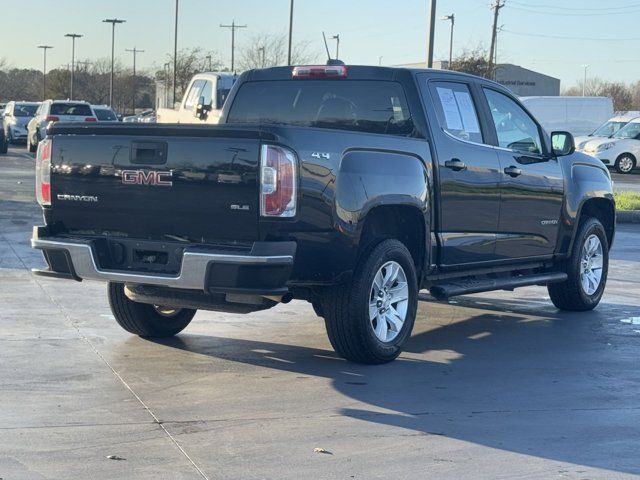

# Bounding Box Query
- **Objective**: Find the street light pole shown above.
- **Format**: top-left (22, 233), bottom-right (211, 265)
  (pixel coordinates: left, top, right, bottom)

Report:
top-left (64, 34), bottom-right (82, 99)
top-left (37, 45), bottom-right (53, 101)
top-left (103, 18), bottom-right (126, 108)
top-left (426, 0), bottom-right (436, 68)
top-left (163, 62), bottom-right (170, 108)
top-left (220, 21), bottom-right (247, 72)
top-left (287, 0), bottom-right (294, 65)
top-left (441, 14), bottom-right (455, 68)
top-left (258, 47), bottom-right (266, 68)
top-left (331, 34), bottom-right (340, 60)
top-left (125, 47), bottom-right (144, 115)
top-left (582, 64), bottom-right (590, 97)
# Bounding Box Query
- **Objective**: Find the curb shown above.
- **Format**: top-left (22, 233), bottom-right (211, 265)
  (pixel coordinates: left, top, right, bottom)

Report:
top-left (618, 210), bottom-right (640, 224)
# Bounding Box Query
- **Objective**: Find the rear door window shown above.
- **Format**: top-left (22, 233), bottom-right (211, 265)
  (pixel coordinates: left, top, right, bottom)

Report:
top-left (227, 80), bottom-right (414, 136)
top-left (429, 82), bottom-right (484, 144)
top-left (94, 108), bottom-right (117, 121)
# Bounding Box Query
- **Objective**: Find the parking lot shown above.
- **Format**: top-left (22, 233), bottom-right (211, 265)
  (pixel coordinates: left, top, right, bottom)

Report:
top-left (1, 145), bottom-right (639, 479)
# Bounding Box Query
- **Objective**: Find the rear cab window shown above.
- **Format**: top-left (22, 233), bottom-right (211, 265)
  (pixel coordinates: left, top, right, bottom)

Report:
top-left (226, 80), bottom-right (414, 136)
top-left (94, 108), bottom-right (117, 121)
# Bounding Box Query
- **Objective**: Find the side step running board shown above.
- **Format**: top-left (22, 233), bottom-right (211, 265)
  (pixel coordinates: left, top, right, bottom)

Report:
top-left (429, 272), bottom-right (567, 300)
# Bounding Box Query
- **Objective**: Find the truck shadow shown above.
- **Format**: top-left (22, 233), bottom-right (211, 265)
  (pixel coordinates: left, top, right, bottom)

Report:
top-left (151, 297), bottom-right (639, 475)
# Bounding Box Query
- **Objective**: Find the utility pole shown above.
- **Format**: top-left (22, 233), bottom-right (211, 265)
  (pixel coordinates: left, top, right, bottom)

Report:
top-left (163, 62), bottom-right (170, 108)
top-left (582, 64), bottom-right (590, 97)
top-left (426, 0), bottom-right (437, 68)
top-left (206, 54), bottom-right (212, 71)
top-left (488, 0), bottom-right (505, 78)
top-left (38, 45), bottom-right (53, 101)
top-left (103, 18), bottom-right (126, 108)
top-left (331, 34), bottom-right (340, 60)
top-left (441, 14), bottom-right (455, 68)
top-left (125, 47), bottom-right (144, 114)
top-left (64, 34), bottom-right (82, 99)
top-left (258, 47), bottom-right (266, 68)
top-left (287, 0), bottom-right (294, 65)
top-left (220, 21), bottom-right (247, 73)
top-left (173, 0), bottom-right (179, 107)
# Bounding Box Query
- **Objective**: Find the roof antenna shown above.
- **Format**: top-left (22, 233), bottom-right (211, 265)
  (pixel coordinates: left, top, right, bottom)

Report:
top-left (322, 31), bottom-right (345, 66)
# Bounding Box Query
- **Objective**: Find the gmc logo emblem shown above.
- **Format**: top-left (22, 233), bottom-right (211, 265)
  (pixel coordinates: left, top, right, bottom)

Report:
top-left (122, 170), bottom-right (173, 187)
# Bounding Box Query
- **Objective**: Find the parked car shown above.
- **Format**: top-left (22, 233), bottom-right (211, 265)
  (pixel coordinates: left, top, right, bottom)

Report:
top-left (156, 72), bottom-right (236, 124)
top-left (519, 96), bottom-right (613, 137)
top-left (122, 109), bottom-right (155, 123)
top-left (574, 113), bottom-right (638, 150)
top-left (31, 65), bottom-right (615, 364)
top-left (577, 117), bottom-right (640, 173)
top-left (2, 101), bottom-right (40, 143)
top-left (91, 105), bottom-right (119, 123)
top-left (0, 103), bottom-right (7, 115)
top-left (26, 100), bottom-right (97, 152)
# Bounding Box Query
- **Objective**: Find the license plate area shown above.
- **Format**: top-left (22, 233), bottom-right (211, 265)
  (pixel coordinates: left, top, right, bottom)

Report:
top-left (93, 238), bottom-right (185, 275)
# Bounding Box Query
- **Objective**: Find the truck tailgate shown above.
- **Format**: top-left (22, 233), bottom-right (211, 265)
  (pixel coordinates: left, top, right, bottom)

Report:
top-left (46, 124), bottom-right (270, 242)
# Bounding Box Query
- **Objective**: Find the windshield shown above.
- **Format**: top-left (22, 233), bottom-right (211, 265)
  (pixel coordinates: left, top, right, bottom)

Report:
top-left (50, 103), bottom-right (93, 116)
top-left (592, 120), bottom-right (628, 137)
top-left (227, 80), bottom-right (414, 136)
top-left (614, 122), bottom-right (640, 139)
top-left (14, 104), bottom-right (39, 117)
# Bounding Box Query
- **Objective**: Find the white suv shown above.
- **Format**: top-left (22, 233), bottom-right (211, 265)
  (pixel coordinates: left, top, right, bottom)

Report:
top-left (26, 100), bottom-right (97, 152)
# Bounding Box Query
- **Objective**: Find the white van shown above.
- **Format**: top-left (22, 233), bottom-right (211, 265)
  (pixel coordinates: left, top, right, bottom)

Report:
top-left (519, 96), bottom-right (613, 137)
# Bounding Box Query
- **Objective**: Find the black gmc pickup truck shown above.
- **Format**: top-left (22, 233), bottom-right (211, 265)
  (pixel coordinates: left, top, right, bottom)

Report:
top-left (32, 65), bottom-right (615, 364)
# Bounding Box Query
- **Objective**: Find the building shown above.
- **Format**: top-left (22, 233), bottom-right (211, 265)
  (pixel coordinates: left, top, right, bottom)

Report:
top-left (400, 61), bottom-right (561, 97)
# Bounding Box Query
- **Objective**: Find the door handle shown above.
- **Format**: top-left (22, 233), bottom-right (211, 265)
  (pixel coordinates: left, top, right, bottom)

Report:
top-left (444, 158), bottom-right (467, 171)
top-left (503, 165), bottom-right (522, 177)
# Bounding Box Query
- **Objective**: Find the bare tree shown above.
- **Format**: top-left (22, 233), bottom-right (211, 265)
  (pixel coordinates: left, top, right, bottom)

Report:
top-left (156, 48), bottom-right (224, 104)
top-left (564, 77), bottom-right (635, 111)
top-left (448, 47), bottom-right (493, 79)
top-left (237, 33), bottom-right (319, 71)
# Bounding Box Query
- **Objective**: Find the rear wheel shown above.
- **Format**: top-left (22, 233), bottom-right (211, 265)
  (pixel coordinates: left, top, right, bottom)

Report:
top-left (0, 134), bottom-right (7, 155)
top-left (107, 282), bottom-right (196, 337)
top-left (614, 154), bottom-right (635, 174)
top-left (548, 217), bottom-right (608, 311)
top-left (322, 239), bottom-right (418, 364)
top-left (27, 134), bottom-right (37, 153)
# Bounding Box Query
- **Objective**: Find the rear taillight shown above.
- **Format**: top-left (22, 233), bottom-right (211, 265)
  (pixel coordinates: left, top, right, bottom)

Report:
top-left (260, 145), bottom-right (297, 217)
top-left (45, 115), bottom-right (60, 123)
top-left (35, 139), bottom-right (52, 206)
top-left (84, 117), bottom-right (97, 122)
top-left (292, 65), bottom-right (347, 79)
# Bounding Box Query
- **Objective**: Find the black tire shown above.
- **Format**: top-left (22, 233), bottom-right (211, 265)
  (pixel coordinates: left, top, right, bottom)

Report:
top-left (322, 239), bottom-right (418, 364)
top-left (614, 154), bottom-right (636, 174)
top-left (548, 217), bottom-right (609, 311)
top-left (0, 137), bottom-right (7, 154)
top-left (107, 282), bottom-right (196, 337)
top-left (27, 134), bottom-right (37, 153)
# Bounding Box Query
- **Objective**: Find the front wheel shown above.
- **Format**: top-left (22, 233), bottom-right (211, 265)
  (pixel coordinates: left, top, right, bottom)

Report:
top-left (107, 282), bottom-right (196, 337)
top-left (548, 217), bottom-right (609, 311)
top-left (614, 154), bottom-right (636, 174)
top-left (322, 239), bottom-right (418, 364)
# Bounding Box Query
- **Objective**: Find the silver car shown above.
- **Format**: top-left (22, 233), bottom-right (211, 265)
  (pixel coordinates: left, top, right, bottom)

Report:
top-left (27, 100), bottom-right (97, 152)
top-left (2, 101), bottom-right (40, 144)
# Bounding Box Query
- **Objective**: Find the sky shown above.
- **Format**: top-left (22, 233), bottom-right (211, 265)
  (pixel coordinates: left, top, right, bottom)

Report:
top-left (2, 0), bottom-right (640, 89)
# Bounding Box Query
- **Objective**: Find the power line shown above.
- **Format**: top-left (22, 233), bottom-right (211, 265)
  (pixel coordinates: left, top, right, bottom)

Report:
top-left (507, 5), bottom-right (640, 16)
top-left (509, 0), bottom-right (640, 11)
top-left (502, 29), bottom-right (640, 42)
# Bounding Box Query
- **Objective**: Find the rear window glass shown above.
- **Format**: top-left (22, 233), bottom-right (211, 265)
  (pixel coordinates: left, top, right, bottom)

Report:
top-left (94, 108), bottom-right (117, 121)
top-left (14, 104), bottom-right (38, 117)
top-left (50, 103), bottom-right (93, 116)
top-left (227, 80), bottom-right (414, 136)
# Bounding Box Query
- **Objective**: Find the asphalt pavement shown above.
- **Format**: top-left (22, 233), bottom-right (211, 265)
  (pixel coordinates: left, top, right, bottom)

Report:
top-left (1, 145), bottom-right (639, 479)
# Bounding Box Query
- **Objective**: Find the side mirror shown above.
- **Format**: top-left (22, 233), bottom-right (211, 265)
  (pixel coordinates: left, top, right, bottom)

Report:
top-left (194, 95), bottom-right (212, 120)
top-left (551, 131), bottom-right (575, 157)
